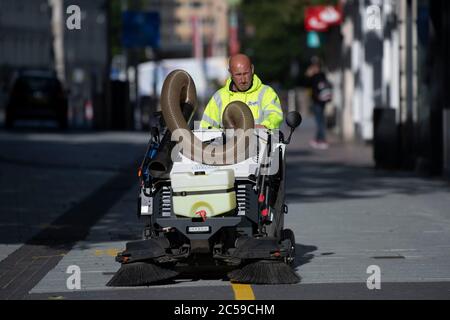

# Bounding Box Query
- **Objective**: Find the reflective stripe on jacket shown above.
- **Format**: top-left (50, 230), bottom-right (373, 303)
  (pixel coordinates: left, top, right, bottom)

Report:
top-left (200, 74), bottom-right (283, 130)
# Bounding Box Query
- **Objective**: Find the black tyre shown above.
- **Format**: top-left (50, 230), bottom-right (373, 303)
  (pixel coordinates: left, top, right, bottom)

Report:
top-left (142, 222), bottom-right (156, 240)
top-left (264, 151), bottom-right (286, 239)
top-left (281, 228), bottom-right (296, 266)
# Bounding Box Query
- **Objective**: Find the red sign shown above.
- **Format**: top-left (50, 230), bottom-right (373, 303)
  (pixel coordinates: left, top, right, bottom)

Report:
top-left (305, 5), bottom-right (342, 32)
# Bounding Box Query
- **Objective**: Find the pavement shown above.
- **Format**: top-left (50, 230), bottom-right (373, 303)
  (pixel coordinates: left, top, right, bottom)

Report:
top-left (284, 119), bottom-right (450, 287)
top-left (1, 118), bottom-right (450, 300)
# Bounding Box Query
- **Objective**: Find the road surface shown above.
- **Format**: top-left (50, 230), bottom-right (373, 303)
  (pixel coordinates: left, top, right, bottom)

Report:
top-left (0, 120), bottom-right (449, 300)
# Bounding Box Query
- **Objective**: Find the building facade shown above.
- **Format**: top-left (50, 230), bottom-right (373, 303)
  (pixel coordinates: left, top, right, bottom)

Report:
top-left (144, 0), bottom-right (229, 58)
top-left (337, 0), bottom-right (450, 176)
top-left (0, 0), bottom-right (53, 70)
top-left (0, 0), bottom-right (54, 109)
top-left (0, 0), bottom-right (110, 129)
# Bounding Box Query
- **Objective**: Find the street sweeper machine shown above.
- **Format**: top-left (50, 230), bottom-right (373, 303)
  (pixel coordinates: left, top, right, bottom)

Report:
top-left (107, 70), bottom-right (302, 287)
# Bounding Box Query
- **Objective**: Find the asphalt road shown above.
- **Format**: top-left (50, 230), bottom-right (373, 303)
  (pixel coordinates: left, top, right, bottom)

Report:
top-left (1, 119), bottom-right (450, 301)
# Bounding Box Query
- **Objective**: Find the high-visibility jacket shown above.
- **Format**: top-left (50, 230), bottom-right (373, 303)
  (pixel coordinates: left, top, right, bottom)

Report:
top-left (200, 74), bottom-right (283, 130)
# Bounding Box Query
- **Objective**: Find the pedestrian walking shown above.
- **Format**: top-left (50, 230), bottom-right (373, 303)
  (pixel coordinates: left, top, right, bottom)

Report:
top-left (305, 56), bottom-right (332, 150)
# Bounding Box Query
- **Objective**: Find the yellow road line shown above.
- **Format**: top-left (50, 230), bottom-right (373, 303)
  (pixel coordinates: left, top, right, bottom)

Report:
top-left (231, 283), bottom-right (256, 300)
top-left (94, 249), bottom-right (120, 257)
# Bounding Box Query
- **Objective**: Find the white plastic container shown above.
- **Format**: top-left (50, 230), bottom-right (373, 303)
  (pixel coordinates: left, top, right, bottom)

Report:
top-left (171, 169), bottom-right (236, 218)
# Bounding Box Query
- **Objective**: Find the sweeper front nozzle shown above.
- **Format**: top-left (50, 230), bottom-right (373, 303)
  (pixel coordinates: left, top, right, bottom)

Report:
top-left (106, 262), bottom-right (179, 287)
top-left (227, 260), bottom-right (301, 285)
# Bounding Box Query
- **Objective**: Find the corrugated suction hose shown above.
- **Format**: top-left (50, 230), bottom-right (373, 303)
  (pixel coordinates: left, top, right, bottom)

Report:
top-left (160, 69), bottom-right (254, 166)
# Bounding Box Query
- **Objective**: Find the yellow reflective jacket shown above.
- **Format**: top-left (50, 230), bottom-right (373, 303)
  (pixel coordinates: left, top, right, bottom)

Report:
top-left (200, 74), bottom-right (283, 130)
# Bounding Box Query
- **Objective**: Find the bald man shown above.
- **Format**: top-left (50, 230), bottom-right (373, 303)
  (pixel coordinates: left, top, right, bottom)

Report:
top-left (200, 54), bottom-right (283, 130)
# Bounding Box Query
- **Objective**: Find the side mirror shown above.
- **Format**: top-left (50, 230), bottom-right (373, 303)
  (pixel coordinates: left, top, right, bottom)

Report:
top-left (285, 111), bottom-right (302, 144)
top-left (286, 111), bottom-right (302, 129)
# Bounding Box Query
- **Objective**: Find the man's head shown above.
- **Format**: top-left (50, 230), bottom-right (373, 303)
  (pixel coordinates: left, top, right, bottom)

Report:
top-left (228, 54), bottom-right (254, 92)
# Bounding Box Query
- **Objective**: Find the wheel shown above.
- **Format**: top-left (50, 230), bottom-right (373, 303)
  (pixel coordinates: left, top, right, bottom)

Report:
top-left (264, 152), bottom-right (286, 239)
top-left (281, 228), bottom-right (296, 266)
top-left (142, 222), bottom-right (156, 240)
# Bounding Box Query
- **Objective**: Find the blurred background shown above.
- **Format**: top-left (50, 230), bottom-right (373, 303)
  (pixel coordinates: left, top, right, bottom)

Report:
top-left (0, 0), bottom-right (449, 178)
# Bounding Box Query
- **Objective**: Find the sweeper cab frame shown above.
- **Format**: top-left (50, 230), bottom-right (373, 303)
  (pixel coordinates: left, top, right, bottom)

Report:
top-left (115, 112), bottom-right (302, 272)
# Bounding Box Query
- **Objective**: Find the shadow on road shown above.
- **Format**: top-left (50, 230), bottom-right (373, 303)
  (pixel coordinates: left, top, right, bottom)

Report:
top-left (285, 160), bottom-right (450, 204)
top-left (293, 243), bottom-right (318, 269)
top-left (283, 116), bottom-right (450, 204)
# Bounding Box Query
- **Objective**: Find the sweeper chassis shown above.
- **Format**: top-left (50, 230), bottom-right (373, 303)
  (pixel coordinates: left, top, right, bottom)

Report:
top-left (116, 129), bottom-right (297, 269)
top-left (111, 112), bottom-right (303, 285)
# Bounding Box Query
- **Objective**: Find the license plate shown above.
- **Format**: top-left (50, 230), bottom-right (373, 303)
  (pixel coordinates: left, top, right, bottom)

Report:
top-left (187, 226), bottom-right (211, 233)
